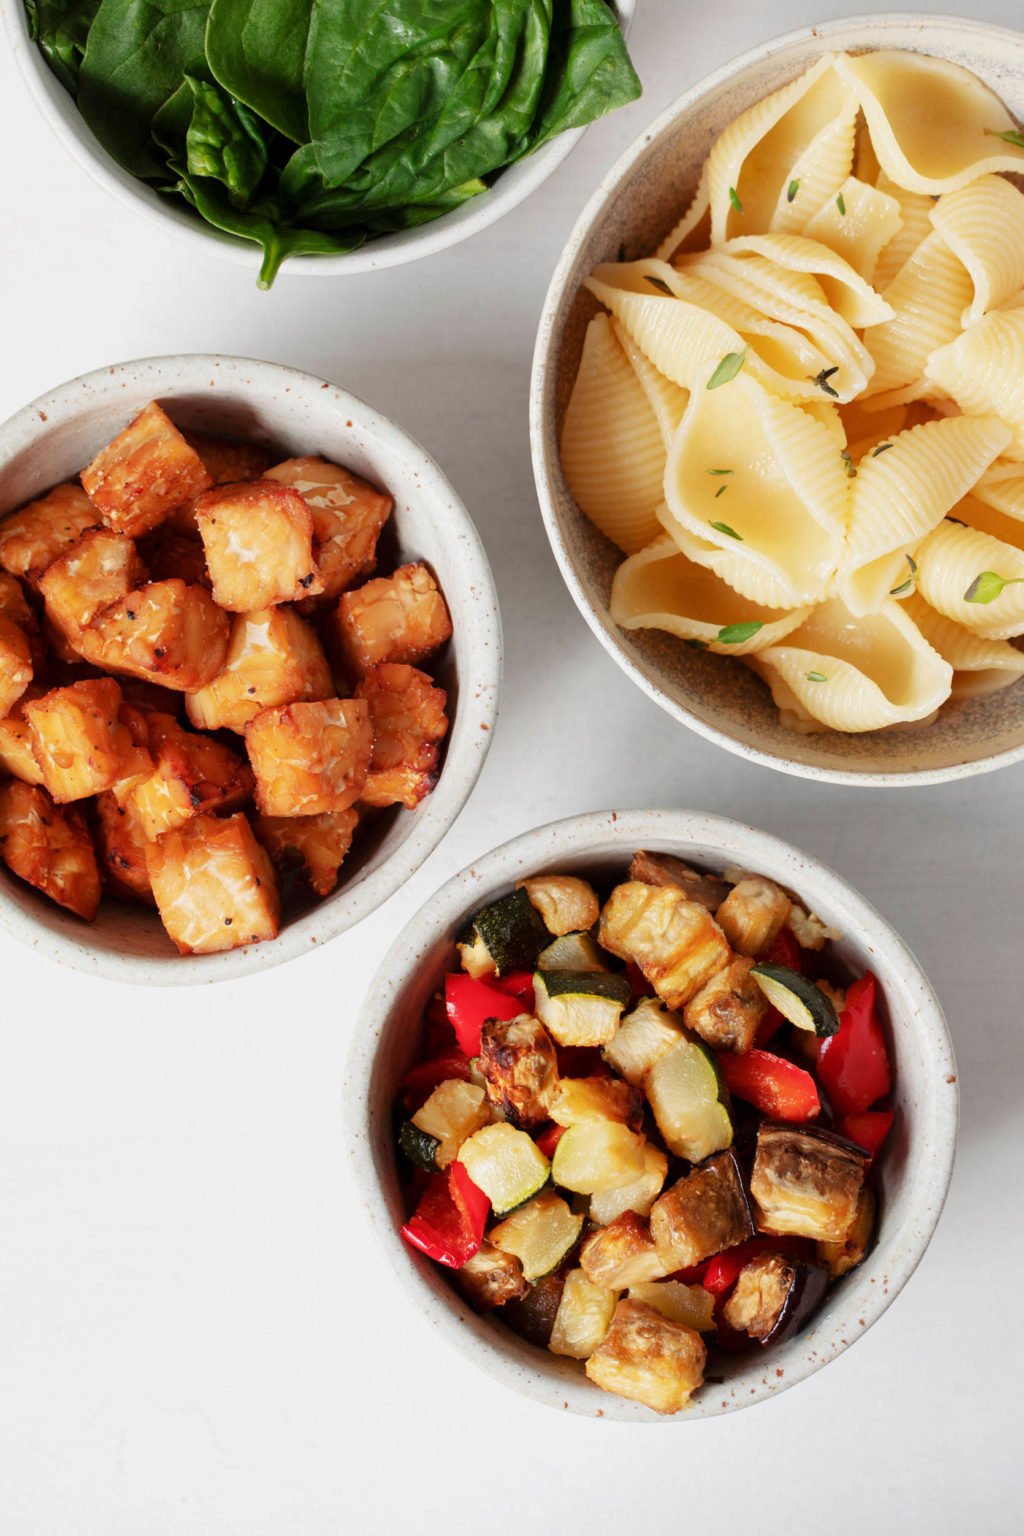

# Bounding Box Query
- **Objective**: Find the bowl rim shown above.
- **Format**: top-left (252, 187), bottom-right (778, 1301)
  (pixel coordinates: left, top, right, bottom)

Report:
top-left (345, 807), bottom-right (959, 1421)
top-left (2, 0), bottom-right (637, 279)
top-left (529, 11), bottom-right (1024, 787)
top-left (0, 353), bottom-right (502, 985)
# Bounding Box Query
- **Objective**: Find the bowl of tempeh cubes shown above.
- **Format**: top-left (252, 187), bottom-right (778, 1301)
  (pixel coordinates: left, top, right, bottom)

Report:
top-left (0, 356), bottom-right (501, 983)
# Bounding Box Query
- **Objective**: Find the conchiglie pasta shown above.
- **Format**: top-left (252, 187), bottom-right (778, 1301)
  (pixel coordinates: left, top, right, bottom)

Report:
top-left (560, 314), bottom-right (666, 555)
top-left (749, 596), bottom-right (953, 730)
top-left (769, 94), bottom-right (859, 235)
top-left (838, 415), bottom-right (1011, 615)
top-left (871, 174), bottom-right (938, 291)
top-left (609, 535), bottom-right (812, 653)
top-left (929, 175), bottom-right (1024, 325)
top-left (862, 231), bottom-right (972, 397)
top-left (657, 516), bottom-right (814, 611)
top-left (834, 50), bottom-right (1024, 194)
top-left (656, 165), bottom-right (712, 262)
top-left (720, 232), bottom-right (894, 328)
top-left (903, 591), bottom-right (1024, 699)
top-left (801, 176), bottom-right (903, 285)
top-left (954, 491), bottom-right (1024, 553)
top-left (916, 519), bottom-right (1024, 639)
top-left (926, 308), bottom-right (1024, 458)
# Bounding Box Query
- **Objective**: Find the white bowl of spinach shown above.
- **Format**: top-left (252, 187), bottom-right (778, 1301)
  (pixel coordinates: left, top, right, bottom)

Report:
top-left (8, 0), bottom-right (640, 287)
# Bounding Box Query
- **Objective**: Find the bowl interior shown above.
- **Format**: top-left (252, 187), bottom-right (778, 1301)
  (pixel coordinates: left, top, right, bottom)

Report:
top-left (0, 357), bottom-right (499, 983)
top-left (534, 15), bottom-right (1024, 783)
top-left (355, 811), bottom-right (956, 1419)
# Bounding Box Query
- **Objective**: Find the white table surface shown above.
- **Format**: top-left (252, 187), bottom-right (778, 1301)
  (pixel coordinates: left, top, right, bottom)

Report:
top-left (1, 3), bottom-right (1022, 1531)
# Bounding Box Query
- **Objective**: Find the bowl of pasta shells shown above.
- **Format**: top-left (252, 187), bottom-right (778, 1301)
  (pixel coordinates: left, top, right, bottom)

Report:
top-left (531, 15), bottom-right (1024, 784)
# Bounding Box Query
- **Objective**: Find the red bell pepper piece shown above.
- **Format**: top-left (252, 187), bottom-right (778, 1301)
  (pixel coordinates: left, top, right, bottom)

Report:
top-left (400, 1162), bottom-right (489, 1268)
top-left (817, 973), bottom-right (891, 1116)
top-left (535, 1122), bottom-right (567, 1159)
top-left (719, 1048), bottom-right (820, 1121)
top-left (837, 1108), bottom-right (893, 1162)
top-left (762, 927), bottom-right (805, 971)
top-left (667, 1261), bottom-right (709, 1286)
top-left (397, 1050), bottom-right (471, 1114)
top-left (555, 1045), bottom-right (611, 1078)
top-left (445, 971), bottom-right (524, 1057)
top-left (493, 970), bottom-right (536, 1009)
top-left (754, 1006), bottom-right (785, 1048)
top-left (626, 961), bottom-right (655, 1000)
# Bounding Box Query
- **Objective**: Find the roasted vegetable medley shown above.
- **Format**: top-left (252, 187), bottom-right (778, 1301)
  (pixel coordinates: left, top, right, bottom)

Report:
top-left (0, 403), bottom-right (452, 953)
top-left (396, 852), bottom-right (895, 1413)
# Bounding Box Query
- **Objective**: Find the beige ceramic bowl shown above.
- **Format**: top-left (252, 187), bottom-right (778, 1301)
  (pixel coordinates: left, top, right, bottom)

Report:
top-left (0, 355), bottom-right (501, 984)
top-left (531, 14), bottom-right (1024, 785)
top-left (3, 0), bottom-right (636, 280)
top-left (346, 809), bottom-right (957, 1420)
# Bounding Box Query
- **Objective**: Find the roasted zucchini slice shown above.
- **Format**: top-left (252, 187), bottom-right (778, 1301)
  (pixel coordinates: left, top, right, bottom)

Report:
top-left (603, 997), bottom-right (683, 1086)
top-left (478, 1014), bottom-right (558, 1128)
top-left (628, 1280), bottom-right (716, 1332)
top-left (549, 1076), bottom-right (643, 1130)
top-left (538, 931), bottom-right (608, 972)
top-left (722, 1252), bottom-right (830, 1343)
top-left (750, 1123), bottom-right (867, 1243)
top-left (551, 1121), bottom-right (647, 1194)
top-left (457, 1122), bottom-right (550, 1216)
top-left (684, 956), bottom-right (767, 1053)
top-left (644, 1034), bottom-right (733, 1163)
top-left (519, 875), bottom-right (600, 936)
top-left (585, 1298), bottom-right (706, 1415)
top-left (398, 1120), bottom-right (442, 1172)
top-left (457, 886), bottom-right (549, 977)
top-left (749, 963), bottom-right (839, 1037)
top-left (629, 850), bottom-right (729, 911)
top-left (456, 1242), bottom-right (530, 1311)
top-left (533, 968), bottom-right (631, 1047)
top-left (650, 1149), bottom-right (754, 1271)
top-left (817, 1185), bottom-right (876, 1277)
top-left (598, 881), bottom-right (730, 1009)
top-left (489, 1189), bottom-right (584, 1282)
top-left (405, 1080), bottom-right (489, 1170)
top-left (579, 1211), bottom-right (667, 1289)
top-left (589, 1143), bottom-right (669, 1226)
top-left (548, 1268), bottom-right (618, 1359)
top-left (715, 876), bottom-right (791, 957)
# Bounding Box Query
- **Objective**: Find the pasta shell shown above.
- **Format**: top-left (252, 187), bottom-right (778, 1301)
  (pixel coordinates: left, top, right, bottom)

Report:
top-left (904, 591), bottom-right (1024, 699)
top-left (801, 176), bottom-right (903, 286)
top-left (929, 175), bottom-right (1024, 326)
top-left (916, 519), bottom-right (1024, 639)
top-left (656, 164), bottom-right (712, 262)
top-left (863, 232), bottom-right (972, 397)
top-left (720, 232), bottom-right (895, 328)
top-left (926, 308), bottom-right (1024, 458)
top-left (613, 322), bottom-right (689, 448)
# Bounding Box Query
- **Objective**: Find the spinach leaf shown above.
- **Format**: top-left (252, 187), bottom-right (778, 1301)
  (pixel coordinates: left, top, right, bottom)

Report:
top-left (24, 0), bottom-right (99, 93)
top-left (184, 74), bottom-right (267, 206)
top-left (529, 0), bottom-right (640, 151)
top-left (78, 0), bottom-right (210, 177)
top-left (205, 0), bottom-right (311, 144)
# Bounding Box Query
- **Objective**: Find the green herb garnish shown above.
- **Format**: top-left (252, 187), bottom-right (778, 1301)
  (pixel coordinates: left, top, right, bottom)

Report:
top-left (707, 467), bottom-right (734, 476)
top-left (889, 555), bottom-right (918, 597)
top-left (841, 449), bottom-right (857, 479)
top-left (716, 621), bottom-right (763, 645)
top-left (707, 350), bottom-right (747, 390)
top-left (645, 274), bottom-right (674, 296)
top-left (714, 485), bottom-right (729, 499)
top-left (872, 442), bottom-right (894, 457)
top-left (836, 191), bottom-right (846, 215)
top-left (812, 366), bottom-right (840, 398)
top-left (687, 638), bottom-right (710, 650)
top-left (787, 179), bottom-right (800, 203)
top-left (964, 570), bottom-right (1024, 604)
top-left (709, 519), bottom-right (741, 538)
top-left (946, 516), bottom-right (968, 527)
top-left (805, 671), bottom-right (828, 683)
top-left (728, 186), bottom-right (743, 212)
top-left (985, 128), bottom-right (1024, 150)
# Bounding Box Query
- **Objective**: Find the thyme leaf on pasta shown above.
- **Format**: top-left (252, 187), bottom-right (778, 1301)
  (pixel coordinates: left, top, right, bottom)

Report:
top-left (805, 671), bottom-right (828, 683)
top-left (836, 191), bottom-right (846, 215)
top-left (964, 570), bottom-right (1024, 604)
top-left (709, 520), bottom-right (741, 538)
top-left (716, 621), bottom-right (763, 645)
top-left (985, 127), bottom-right (1024, 149)
top-left (889, 555), bottom-right (918, 597)
top-left (714, 485), bottom-right (729, 499)
top-left (872, 442), bottom-right (894, 457)
top-left (812, 366), bottom-right (840, 398)
top-left (841, 449), bottom-right (857, 478)
top-left (728, 186), bottom-right (743, 212)
top-left (706, 468), bottom-right (734, 476)
top-left (707, 350), bottom-right (747, 389)
top-left (787, 178), bottom-right (800, 202)
top-left (645, 274), bottom-right (674, 296)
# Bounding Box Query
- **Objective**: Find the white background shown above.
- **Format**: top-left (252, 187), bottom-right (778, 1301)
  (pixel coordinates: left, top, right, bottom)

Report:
top-left (1, 2), bottom-right (1023, 1530)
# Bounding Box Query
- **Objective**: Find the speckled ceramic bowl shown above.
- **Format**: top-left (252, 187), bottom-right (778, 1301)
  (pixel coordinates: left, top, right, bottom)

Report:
top-left (0, 355), bottom-right (501, 984)
top-left (346, 809), bottom-right (957, 1420)
top-left (3, 0), bottom-right (635, 280)
top-left (531, 14), bottom-right (1024, 786)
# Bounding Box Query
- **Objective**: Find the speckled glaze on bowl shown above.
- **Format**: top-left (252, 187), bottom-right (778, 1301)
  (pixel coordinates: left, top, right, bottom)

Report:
top-left (345, 809), bottom-right (957, 1421)
top-left (0, 355), bottom-right (501, 985)
top-left (531, 14), bottom-right (1024, 786)
top-left (2, 0), bottom-right (636, 280)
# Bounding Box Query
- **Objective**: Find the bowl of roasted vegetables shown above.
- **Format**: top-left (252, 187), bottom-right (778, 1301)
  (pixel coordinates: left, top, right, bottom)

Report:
top-left (0, 355), bottom-right (500, 982)
top-left (348, 809), bottom-right (956, 1418)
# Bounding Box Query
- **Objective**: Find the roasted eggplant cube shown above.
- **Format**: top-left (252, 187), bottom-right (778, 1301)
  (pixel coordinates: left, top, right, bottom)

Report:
top-left (549, 1076), bottom-right (643, 1131)
top-left (585, 1298), bottom-right (706, 1415)
top-left (629, 850), bottom-right (729, 911)
top-left (94, 790), bottom-right (155, 904)
top-left (456, 886), bottom-right (549, 978)
top-left (503, 1268), bottom-right (566, 1346)
top-left (265, 456), bottom-right (393, 603)
top-left (579, 1211), bottom-right (667, 1289)
top-left (722, 1252), bottom-right (831, 1344)
top-left (194, 480), bottom-right (323, 611)
top-left (254, 809), bottom-right (358, 898)
top-left (246, 698), bottom-right (372, 817)
top-left (81, 401), bottom-right (213, 538)
top-left (519, 875), bottom-right (600, 937)
top-left (598, 881), bottom-right (730, 1009)
top-left (38, 527), bottom-right (148, 656)
top-left (455, 1242), bottom-right (530, 1312)
top-left (0, 780), bottom-right (100, 919)
top-left (146, 812), bottom-right (280, 954)
top-left (24, 679), bottom-right (135, 801)
top-left (89, 579), bottom-right (230, 692)
top-left (355, 663), bottom-right (448, 809)
top-left (478, 1014), bottom-right (559, 1128)
top-left (750, 1123), bottom-right (868, 1244)
top-left (0, 614), bottom-right (32, 718)
top-left (0, 482), bottom-right (97, 587)
top-left (684, 956), bottom-right (767, 1053)
top-left (818, 1185), bottom-right (877, 1278)
top-left (549, 1269), bottom-right (618, 1359)
top-left (716, 877), bottom-right (792, 957)
top-left (534, 968), bottom-right (632, 1048)
top-left (334, 561), bottom-right (452, 675)
top-left (129, 713), bottom-right (254, 839)
top-left (650, 1150), bottom-right (754, 1272)
top-left (186, 607), bottom-right (333, 735)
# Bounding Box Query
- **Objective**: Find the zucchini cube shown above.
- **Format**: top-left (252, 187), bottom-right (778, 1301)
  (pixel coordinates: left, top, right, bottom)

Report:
top-left (457, 1122), bottom-right (550, 1217)
top-left (333, 561), bottom-right (452, 675)
top-left (0, 780), bottom-right (100, 919)
top-left (549, 1076), bottom-right (643, 1129)
top-left (0, 614), bottom-right (32, 718)
top-left (254, 808), bottom-right (358, 898)
top-left (146, 812), bottom-right (280, 954)
top-left (628, 1280), bottom-right (716, 1333)
top-left (245, 698), bottom-right (372, 816)
top-left (409, 1080), bottom-right (489, 1170)
top-left (0, 482), bottom-right (97, 587)
top-left (585, 1299), bottom-right (707, 1415)
top-left (265, 456), bottom-right (392, 603)
top-left (81, 401), bottom-right (213, 538)
top-left (89, 579), bottom-right (230, 693)
top-left (579, 1211), bottom-right (667, 1289)
top-left (534, 968), bottom-right (632, 1047)
top-left (598, 881), bottom-right (731, 1010)
top-left (128, 713), bottom-right (254, 840)
top-left (549, 1269), bottom-right (617, 1359)
top-left (24, 678), bottom-right (135, 801)
top-left (550, 1121), bottom-right (647, 1194)
top-left (94, 789), bottom-right (155, 904)
top-left (589, 1143), bottom-right (668, 1226)
top-left (602, 996), bottom-right (683, 1086)
top-left (644, 1035), bottom-right (733, 1163)
top-left (489, 1189), bottom-right (583, 1282)
top-left (650, 1150), bottom-right (754, 1272)
top-left (38, 527), bottom-right (148, 657)
top-left (194, 480), bottom-right (323, 611)
top-left (355, 662), bottom-right (448, 809)
top-left (186, 607), bottom-right (333, 735)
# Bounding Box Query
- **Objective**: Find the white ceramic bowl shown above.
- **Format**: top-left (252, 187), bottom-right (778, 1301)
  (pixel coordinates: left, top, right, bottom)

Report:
top-left (531, 14), bottom-right (1024, 786)
top-left (346, 808), bottom-right (957, 1421)
top-left (3, 0), bottom-right (636, 280)
top-left (0, 355), bottom-right (501, 984)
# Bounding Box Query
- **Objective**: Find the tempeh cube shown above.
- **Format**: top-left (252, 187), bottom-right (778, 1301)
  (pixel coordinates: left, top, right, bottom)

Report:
top-left (333, 562), bottom-right (452, 675)
top-left (355, 662), bottom-right (448, 808)
top-left (0, 614), bottom-right (32, 718)
top-left (0, 572), bottom-right (35, 630)
top-left (245, 698), bottom-right (371, 816)
top-left (716, 877), bottom-right (792, 957)
top-left (254, 808), bottom-right (358, 898)
top-left (683, 955), bottom-right (767, 1054)
top-left (38, 527), bottom-right (147, 657)
top-left (0, 694), bottom-right (45, 784)
top-left (24, 678), bottom-right (135, 801)
top-left (0, 780), bottom-right (100, 919)
top-left (142, 533), bottom-right (210, 588)
top-left (194, 480), bottom-right (323, 610)
top-left (185, 607), bottom-right (332, 734)
top-left (88, 579), bottom-right (230, 692)
top-left (128, 713), bottom-right (253, 840)
top-left (81, 401), bottom-right (212, 538)
top-left (598, 881), bottom-right (730, 1010)
top-left (147, 812), bottom-right (280, 954)
top-left (94, 790), bottom-right (155, 904)
top-left (265, 456), bottom-right (392, 602)
top-left (183, 432), bottom-right (272, 486)
top-left (0, 483), bottom-right (97, 586)
top-left (585, 1299), bottom-right (706, 1415)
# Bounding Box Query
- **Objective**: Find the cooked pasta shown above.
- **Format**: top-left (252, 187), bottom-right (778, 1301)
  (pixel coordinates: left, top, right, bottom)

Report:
top-left (562, 47), bottom-right (1024, 734)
